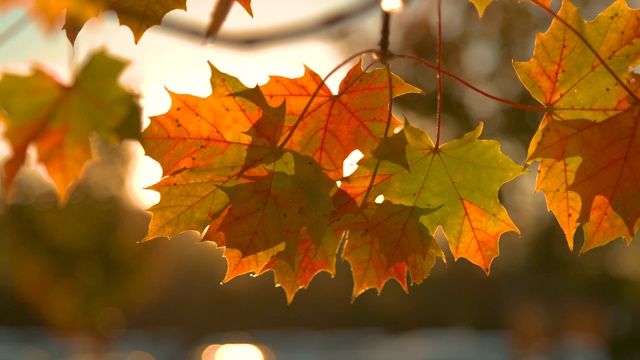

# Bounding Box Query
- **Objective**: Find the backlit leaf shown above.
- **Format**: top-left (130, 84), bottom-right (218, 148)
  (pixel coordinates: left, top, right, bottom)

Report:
top-left (515, 0), bottom-right (640, 250)
top-left (343, 201), bottom-right (443, 298)
top-left (14, 0), bottom-right (187, 43)
top-left (345, 121), bottom-right (523, 273)
top-left (141, 63), bottom-right (258, 240)
top-left (0, 51), bottom-right (140, 201)
top-left (207, 152), bottom-right (335, 265)
top-left (530, 108), bottom-right (640, 252)
top-left (261, 227), bottom-right (342, 303)
top-left (110, 0), bottom-right (188, 43)
top-left (260, 61), bottom-right (422, 180)
top-left (142, 64), bottom-right (346, 301)
top-left (141, 57), bottom-right (429, 300)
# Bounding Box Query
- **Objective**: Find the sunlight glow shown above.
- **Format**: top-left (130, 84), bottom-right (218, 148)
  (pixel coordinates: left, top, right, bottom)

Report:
top-left (127, 143), bottom-right (162, 209)
top-left (343, 149), bottom-right (364, 177)
top-left (374, 194), bottom-right (385, 204)
top-left (381, 0), bottom-right (404, 13)
top-left (201, 344), bottom-right (264, 360)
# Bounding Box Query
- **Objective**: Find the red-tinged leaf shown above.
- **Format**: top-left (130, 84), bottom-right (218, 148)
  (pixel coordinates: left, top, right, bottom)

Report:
top-left (342, 200), bottom-right (443, 298)
top-left (514, 0), bottom-right (640, 121)
top-left (260, 227), bottom-right (342, 303)
top-left (0, 51), bottom-right (140, 201)
top-left (238, 88), bottom-right (284, 147)
top-left (528, 117), bottom-right (582, 247)
top-left (369, 201), bottom-right (441, 266)
top-left (220, 187), bottom-right (354, 302)
top-left (141, 63), bottom-right (260, 240)
top-left (143, 65), bottom-right (339, 298)
top-left (260, 61), bottom-right (422, 180)
top-left (536, 156), bottom-right (582, 247)
top-left (529, 107), bottom-right (640, 252)
top-left (142, 71), bottom-right (292, 243)
top-left (344, 227), bottom-right (409, 299)
top-left (206, 151), bottom-right (335, 264)
top-left (142, 63), bottom-right (256, 177)
top-left (346, 121), bottom-right (523, 273)
top-left (516, 0), bottom-right (640, 250)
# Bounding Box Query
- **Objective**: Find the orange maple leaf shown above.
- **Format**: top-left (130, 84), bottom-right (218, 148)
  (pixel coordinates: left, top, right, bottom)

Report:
top-left (141, 63), bottom-right (261, 240)
top-left (343, 201), bottom-right (443, 298)
top-left (260, 60), bottom-right (422, 180)
top-left (141, 59), bottom-right (426, 300)
top-left (529, 108), bottom-right (640, 252)
top-left (260, 227), bottom-right (342, 303)
top-left (516, 0), bottom-right (640, 251)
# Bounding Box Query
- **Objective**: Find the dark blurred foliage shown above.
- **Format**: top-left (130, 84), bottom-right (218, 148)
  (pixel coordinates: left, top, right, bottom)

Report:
top-left (2, 1), bottom-right (640, 358)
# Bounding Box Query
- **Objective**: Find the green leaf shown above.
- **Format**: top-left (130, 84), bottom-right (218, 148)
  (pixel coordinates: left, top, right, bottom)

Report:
top-left (345, 120), bottom-right (523, 272)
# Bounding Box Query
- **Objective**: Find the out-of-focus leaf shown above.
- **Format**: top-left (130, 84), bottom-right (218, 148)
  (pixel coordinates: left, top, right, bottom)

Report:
top-left (0, 51), bottom-right (140, 201)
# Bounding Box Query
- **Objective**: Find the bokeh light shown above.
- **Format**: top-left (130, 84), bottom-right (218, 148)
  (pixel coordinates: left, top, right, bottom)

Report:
top-left (380, 0), bottom-right (403, 13)
top-left (201, 343), bottom-right (264, 360)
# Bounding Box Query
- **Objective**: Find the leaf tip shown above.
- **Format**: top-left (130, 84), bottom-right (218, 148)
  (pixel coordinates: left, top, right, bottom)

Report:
top-left (469, 0), bottom-right (492, 18)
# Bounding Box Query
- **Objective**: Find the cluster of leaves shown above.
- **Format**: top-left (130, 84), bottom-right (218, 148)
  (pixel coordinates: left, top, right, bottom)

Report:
top-left (1, 0), bottom-right (639, 302)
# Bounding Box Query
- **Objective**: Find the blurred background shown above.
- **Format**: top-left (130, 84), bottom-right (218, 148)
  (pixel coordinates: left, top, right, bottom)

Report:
top-left (1, 0), bottom-right (640, 359)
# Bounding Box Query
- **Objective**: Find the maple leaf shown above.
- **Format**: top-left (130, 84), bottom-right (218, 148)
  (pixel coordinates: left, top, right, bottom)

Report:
top-left (143, 68), bottom-right (335, 250)
top-left (0, 50), bottom-right (140, 201)
top-left (530, 109), bottom-right (640, 252)
top-left (515, 0), bottom-right (640, 251)
top-left (218, 187), bottom-right (351, 303)
top-left (222, 245), bottom-right (284, 282)
top-left (110, 0), bottom-right (188, 43)
top-left (143, 63), bottom-right (346, 301)
top-left (141, 63), bottom-right (261, 240)
top-left (260, 226), bottom-right (342, 303)
top-left (206, 90), bottom-right (335, 264)
top-left (343, 200), bottom-right (443, 298)
top-left (12, 0), bottom-right (187, 44)
top-left (260, 60), bottom-right (422, 180)
top-left (206, 151), bottom-right (335, 265)
top-left (344, 120), bottom-right (523, 273)
top-left (142, 60), bottom-right (428, 300)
